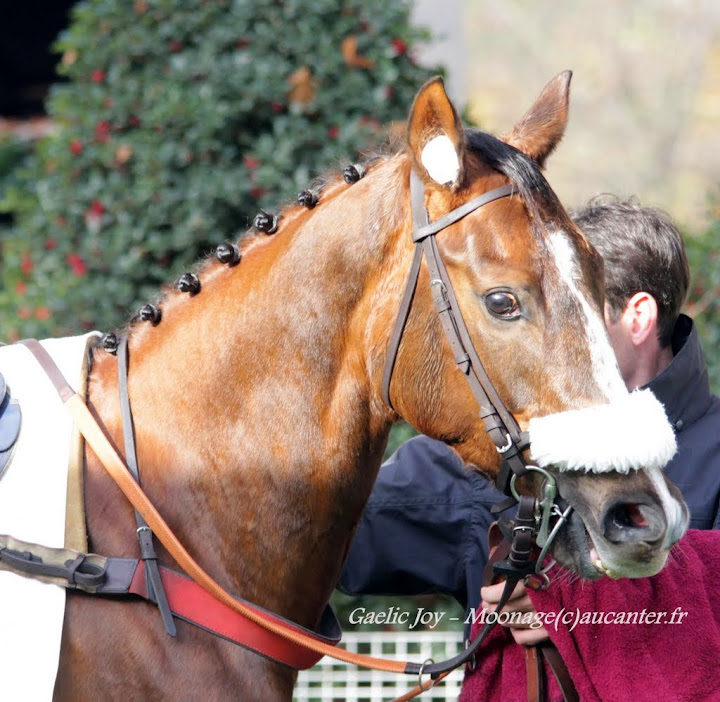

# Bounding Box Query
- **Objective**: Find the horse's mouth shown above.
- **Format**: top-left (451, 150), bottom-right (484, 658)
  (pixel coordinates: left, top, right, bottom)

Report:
top-left (558, 509), bottom-right (664, 579)
top-left (557, 509), bottom-right (606, 580)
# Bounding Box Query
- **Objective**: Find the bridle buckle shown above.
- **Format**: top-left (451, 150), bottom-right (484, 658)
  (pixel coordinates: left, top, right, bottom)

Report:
top-left (495, 433), bottom-right (513, 454)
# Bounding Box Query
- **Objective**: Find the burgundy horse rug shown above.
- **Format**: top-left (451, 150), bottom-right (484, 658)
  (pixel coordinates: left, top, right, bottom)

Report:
top-left (461, 529), bottom-right (720, 701)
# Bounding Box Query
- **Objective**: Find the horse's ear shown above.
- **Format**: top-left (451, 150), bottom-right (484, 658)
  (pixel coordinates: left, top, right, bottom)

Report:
top-left (502, 71), bottom-right (572, 168)
top-left (407, 76), bottom-right (465, 190)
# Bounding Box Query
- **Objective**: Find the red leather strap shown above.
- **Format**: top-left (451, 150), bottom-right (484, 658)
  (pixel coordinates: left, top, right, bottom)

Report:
top-left (129, 562), bottom-right (340, 670)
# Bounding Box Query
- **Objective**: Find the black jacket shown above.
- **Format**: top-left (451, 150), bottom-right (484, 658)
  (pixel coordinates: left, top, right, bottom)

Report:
top-left (339, 315), bottom-right (720, 611)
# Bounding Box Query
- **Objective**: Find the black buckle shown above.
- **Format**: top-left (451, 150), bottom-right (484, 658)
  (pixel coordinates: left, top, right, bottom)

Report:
top-left (492, 555), bottom-right (537, 580)
top-left (491, 496), bottom-right (538, 579)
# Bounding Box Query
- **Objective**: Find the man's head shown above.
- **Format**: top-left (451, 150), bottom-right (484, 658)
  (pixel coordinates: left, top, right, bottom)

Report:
top-left (571, 196), bottom-right (690, 389)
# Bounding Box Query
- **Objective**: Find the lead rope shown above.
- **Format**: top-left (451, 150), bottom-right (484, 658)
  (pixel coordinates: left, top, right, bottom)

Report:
top-left (19, 338), bottom-right (526, 681)
top-left (396, 497), bottom-right (540, 700)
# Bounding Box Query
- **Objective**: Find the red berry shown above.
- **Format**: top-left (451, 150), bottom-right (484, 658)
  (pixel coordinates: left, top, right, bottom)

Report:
top-left (391, 38), bottom-right (407, 55)
top-left (169, 40), bottom-right (182, 52)
top-left (91, 69), bottom-right (106, 83)
top-left (45, 238), bottom-right (58, 250)
top-left (35, 307), bottom-right (52, 321)
top-left (67, 254), bottom-right (87, 276)
top-left (70, 139), bottom-right (83, 155)
top-left (88, 200), bottom-right (106, 217)
top-left (21, 254), bottom-right (33, 275)
top-left (243, 156), bottom-right (260, 169)
top-left (328, 126), bottom-right (340, 139)
top-left (14, 282), bottom-right (27, 295)
top-left (95, 120), bottom-right (111, 143)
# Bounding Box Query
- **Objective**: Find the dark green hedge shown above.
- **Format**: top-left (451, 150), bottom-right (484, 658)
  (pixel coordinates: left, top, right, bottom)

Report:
top-left (0, 0), bottom-right (440, 339)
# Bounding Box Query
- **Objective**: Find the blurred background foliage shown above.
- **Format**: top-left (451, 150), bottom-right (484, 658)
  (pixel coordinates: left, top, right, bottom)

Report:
top-left (0, 0), bottom-right (439, 339)
top-left (686, 198), bottom-right (720, 392)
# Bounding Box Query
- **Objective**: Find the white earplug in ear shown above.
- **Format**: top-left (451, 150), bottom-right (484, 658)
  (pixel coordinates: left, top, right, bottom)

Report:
top-left (420, 135), bottom-right (460, 185)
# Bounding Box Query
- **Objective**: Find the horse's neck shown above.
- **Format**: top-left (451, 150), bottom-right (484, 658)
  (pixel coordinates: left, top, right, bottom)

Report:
top-left (86, 157), bottom-right (410, 629)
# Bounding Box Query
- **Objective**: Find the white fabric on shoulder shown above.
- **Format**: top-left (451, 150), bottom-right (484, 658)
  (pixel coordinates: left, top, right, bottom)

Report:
top-left (0, 332), bottom-right (99, 700)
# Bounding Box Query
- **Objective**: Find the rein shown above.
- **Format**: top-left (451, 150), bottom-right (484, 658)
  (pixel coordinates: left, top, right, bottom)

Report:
top-left (12, 171), bottom-right (575, 698)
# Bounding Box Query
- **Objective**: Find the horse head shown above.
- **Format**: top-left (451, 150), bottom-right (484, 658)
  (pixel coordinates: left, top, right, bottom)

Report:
top-left (382, 73), bottom-right (687, 579)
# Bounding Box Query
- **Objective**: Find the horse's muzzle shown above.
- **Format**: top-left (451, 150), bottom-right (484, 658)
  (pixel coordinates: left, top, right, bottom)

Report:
top-left (553, 468), bottom-right (689, 579)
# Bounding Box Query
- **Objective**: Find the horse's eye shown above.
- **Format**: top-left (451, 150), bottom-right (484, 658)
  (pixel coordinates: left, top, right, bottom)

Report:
top-left (485, 291), bottom-right (521, 319)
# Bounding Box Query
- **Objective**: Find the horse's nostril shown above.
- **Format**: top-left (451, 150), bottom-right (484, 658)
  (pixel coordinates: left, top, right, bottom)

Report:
top-left (613, 503), bottom-right (649, 529)
top-left (603, 500), bottom-right (664, 544)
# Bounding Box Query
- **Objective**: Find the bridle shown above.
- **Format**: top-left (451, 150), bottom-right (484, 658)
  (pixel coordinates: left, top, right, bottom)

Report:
top-left (11, 167), bottom-right (576, 699)
top-left (383, 170), bottom-right (572, 540)
top-left (375, 169), bottom-right (575, 686)
top-left (380, 170), bottom-right (576, 680)
top-left (382, 170), bottom-right (530, 495)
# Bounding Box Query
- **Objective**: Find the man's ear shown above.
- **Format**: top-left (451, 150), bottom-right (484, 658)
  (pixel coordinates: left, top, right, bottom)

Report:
top-left (407, 76), bottom-right (466, 190)
top-left (502, 71), bottom-right (572, 168)
top-left (624, 292), bottom-right (660, 346)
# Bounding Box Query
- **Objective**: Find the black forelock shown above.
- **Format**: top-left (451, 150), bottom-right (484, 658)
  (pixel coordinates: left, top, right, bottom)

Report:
top-left (464, 128), bottom-right (561, 224)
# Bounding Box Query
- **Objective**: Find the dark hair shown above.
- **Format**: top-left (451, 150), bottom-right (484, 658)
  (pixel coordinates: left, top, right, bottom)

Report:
top-left (570, 195), bottom-right (689, 347)
top-left (465, 128), bottom-right (560, 224)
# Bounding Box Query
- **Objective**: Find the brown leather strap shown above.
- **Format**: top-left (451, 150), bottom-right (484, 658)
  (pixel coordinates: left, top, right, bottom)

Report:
top-left (381, 244), bottom-right (424, 409)
top-left (18, 339), bottom-right (408, 673)
top-left (525, 645), bottom-right (545, 702)
top-left (540, 642), bottom-right (579, 702)
top-left (425, 232), bottom-right (522, 442)
top-left (484, 522), bottom-right (510, 585)
top-left (18, 339), bottom-right (75, 402)
top-left (382, 174), bottom-right (428, 409)
top-left (485, 523), bottom-right (577, 702)
top-left (412, 184), bottom-right (516, 242)
top-left (390, 670), bottom-right (451, 702)
top-left (117, 335), bottom-right (177, 636)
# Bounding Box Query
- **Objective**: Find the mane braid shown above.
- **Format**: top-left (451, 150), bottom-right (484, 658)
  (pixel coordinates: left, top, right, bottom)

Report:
top-left (114, 153), bottom-right (393, 342)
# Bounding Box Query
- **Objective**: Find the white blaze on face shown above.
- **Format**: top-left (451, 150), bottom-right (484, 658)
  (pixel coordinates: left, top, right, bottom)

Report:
top-left (547, 231), bottom-right (627, 402)
top-left (527, 231), bottom-right (678, 474)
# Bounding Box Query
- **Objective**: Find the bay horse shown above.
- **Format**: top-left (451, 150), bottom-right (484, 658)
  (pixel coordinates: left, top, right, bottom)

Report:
top-left (51, 73), bottom-right (687, 700)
